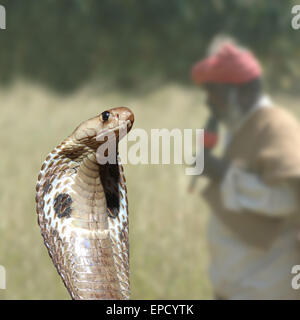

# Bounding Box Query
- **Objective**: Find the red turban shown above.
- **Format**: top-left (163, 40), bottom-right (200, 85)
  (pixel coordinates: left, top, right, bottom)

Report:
top-left (191, 43), bottom-right (262, 85)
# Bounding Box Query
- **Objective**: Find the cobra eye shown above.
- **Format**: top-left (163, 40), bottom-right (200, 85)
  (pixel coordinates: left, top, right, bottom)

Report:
top-left (101, 111), bottom-right (110, 122)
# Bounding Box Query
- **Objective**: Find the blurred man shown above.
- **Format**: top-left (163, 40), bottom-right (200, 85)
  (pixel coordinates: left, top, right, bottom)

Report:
top-left (191, 39), bottom-right (300, 299)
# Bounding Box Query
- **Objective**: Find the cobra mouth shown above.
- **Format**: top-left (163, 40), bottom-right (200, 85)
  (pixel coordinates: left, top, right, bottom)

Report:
top-left (96, 119), bottom-right (133, 143)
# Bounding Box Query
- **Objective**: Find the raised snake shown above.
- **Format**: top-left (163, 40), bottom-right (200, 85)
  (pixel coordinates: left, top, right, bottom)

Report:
top-left (35, 107), bottom-right (134, 300)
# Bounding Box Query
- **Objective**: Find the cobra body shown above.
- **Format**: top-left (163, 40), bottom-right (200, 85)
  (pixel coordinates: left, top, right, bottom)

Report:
top-left (35, 107), bottom-right (134, 300)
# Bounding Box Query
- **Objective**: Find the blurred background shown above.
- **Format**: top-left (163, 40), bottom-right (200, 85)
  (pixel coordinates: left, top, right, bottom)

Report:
top-left (0, 0), bottom-right (299, 299)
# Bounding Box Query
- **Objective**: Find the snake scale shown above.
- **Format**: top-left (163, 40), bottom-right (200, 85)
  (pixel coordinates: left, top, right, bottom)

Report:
top-left (35, 107), bottom-right (134, 300)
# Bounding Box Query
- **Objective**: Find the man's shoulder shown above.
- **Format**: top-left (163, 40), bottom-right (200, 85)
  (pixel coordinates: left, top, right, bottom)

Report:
top-left (252, 105), bottom-right (300, 131)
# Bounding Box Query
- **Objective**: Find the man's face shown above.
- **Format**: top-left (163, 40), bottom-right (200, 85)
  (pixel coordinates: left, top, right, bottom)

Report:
top-left (203, 83), bottom-right (232, 121)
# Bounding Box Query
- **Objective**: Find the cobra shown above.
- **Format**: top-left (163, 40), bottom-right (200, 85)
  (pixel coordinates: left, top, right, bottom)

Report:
top-left (35, 107), bottom-right (134, 300)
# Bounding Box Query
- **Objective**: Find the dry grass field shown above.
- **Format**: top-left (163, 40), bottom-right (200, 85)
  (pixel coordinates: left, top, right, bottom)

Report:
top-left (0, 81), bottom-right (298, 299)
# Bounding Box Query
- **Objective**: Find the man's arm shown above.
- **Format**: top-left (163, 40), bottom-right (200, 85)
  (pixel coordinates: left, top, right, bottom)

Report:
top-left (220, 164), bottom-right (299, 217)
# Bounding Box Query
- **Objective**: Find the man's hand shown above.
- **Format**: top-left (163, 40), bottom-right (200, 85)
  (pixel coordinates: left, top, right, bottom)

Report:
top-left (188, 115), bottom-right (222, 192)
top-left (203, 151), bottom-right (228, 182)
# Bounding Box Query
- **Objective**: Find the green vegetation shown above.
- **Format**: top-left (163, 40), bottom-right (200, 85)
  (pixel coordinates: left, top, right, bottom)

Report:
top-left (0, 0), bottom-right (299, 91)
